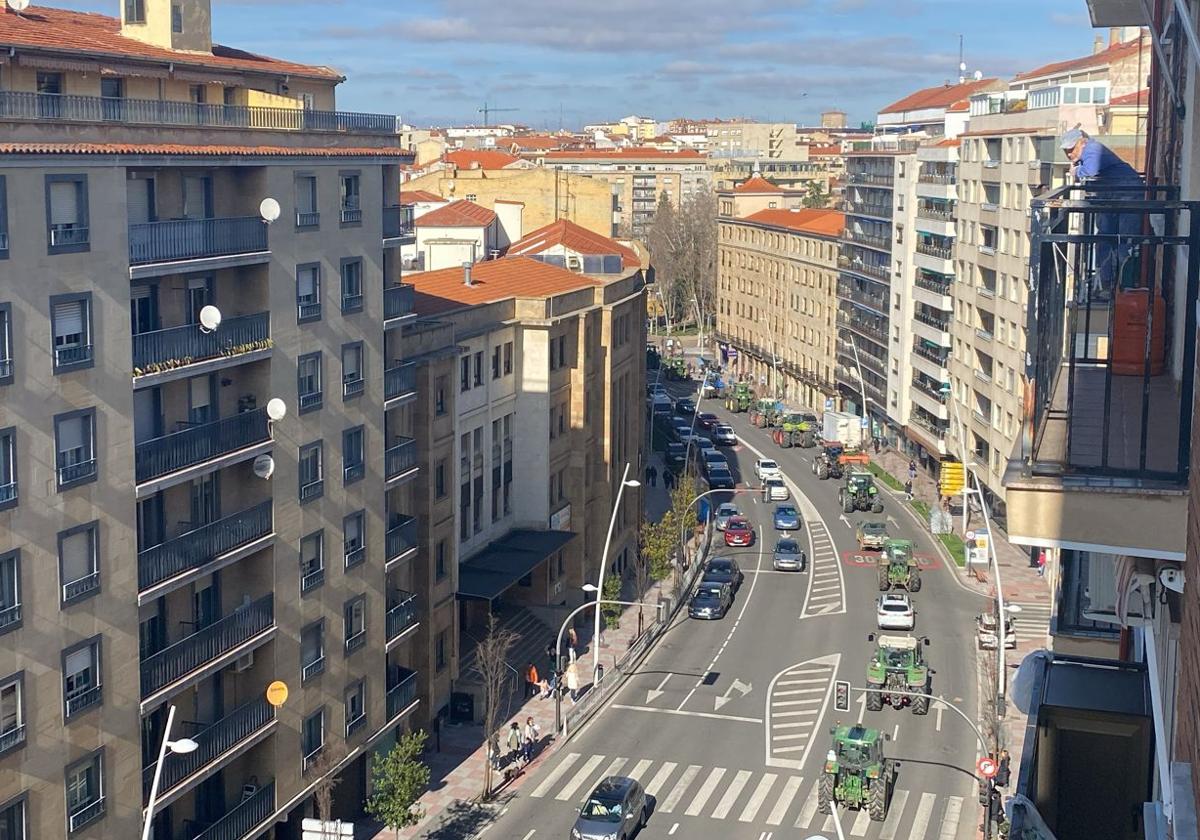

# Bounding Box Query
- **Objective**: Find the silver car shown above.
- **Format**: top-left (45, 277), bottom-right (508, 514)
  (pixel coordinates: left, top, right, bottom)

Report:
top-left (572, 776), bottom-right (648, 840)
top-left (773, 537), bottom-right (807, 571)
top-left (713, 503), bottom-right (740, 531)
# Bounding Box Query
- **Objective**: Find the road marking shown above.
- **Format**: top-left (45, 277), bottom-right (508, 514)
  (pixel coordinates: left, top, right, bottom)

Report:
top-left (794, 780), bottom-right (821, 828)
top-left (668, 824), bottom-right (679, 836)
top-left (893, 723), bottom-right (900, 741)
top-left (935, 696), bottom-right (945, 732)
top-left (530, 752), bottom-right (580, 798)
top-left (647, 672), bottom-right (672, 703)
top-left (850, 805), bottom-right (872, 835)
top-left (520, 831), bottom-right (536, 840)
top-left (939, 796), bottom-right (964, 839)
top-left (610, 703), bottom-right (762, 723)
top-left (839, 515), bottom-right (852, 528)
top-left (772, 720), bottom-right (816, 729)
top-left (645, 761), bottom-right (677, 797)
top-left (660, 765), bottom-right (701, 813)
top-left (738, 773), bottom-right (778, 823)
top-left (684, 767), bottom-right (727, 816)
top-left (774, 687), bottom-right (828, 696)
top-left (711, 769), bottom-right (752, 819)
top-left (772, 732), bottom-right (813, 743)
top-left (765, 775), bottom-right (803, 825)
top-left (773, 698), bottom-right (824, 708)
top-left (909, 792), bottom-right (936, 838)
top-left (555, 754), bottom-right (605, 801)
top-left (878, 789), bottom-right (910, 840)
top-left (856, 692), bottom-right (867, 724)
top-left (627, 758), bottom-right (654, 783)
top-left (777, 676), bottom-right (831, 686)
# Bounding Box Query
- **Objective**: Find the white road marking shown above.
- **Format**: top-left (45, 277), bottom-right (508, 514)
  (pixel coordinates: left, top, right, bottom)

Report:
top-left (647, 672), bottom-right (672, 704)
top-left (794, 780), bottom-right (821, 828)
top-left (668, 823), bottom-right (679, 836)
top-left (856, 692), bottom-right (867, 724)
top-left (777, 676), bottom-right (832, 686)
top-left (893, 723), bottom-right (900, 741)
top-left (627, 758), bottom-right (654, 782)
top-left (521, 831), bottom-right (536, 840)
top-left (765, 775), bottom-right (803, 826)
top-left (610, 703), bottom-right (762, 724)
top-left (739, 773), bottom-right (778, 823)
top-left (850, 805), bottom-right (872, 835)
top-left (840, 515), bottom-right (852, 528)
top-left (939, 796), bottom-right (964, 839)
top-left (660, 764), bottom-right (701, 813)
top-left (879, 789), bottom-right (910, 840)
top-left (774, 687), bottom-right (828, 696)
top-left (645, 761), bottom-right (677, 797)
top-left (555, 754), bottom-right (606, 801)
top-left (935, 696), bottom-right (945, 732)
top-left (711, 769), bottom-right (752, 819)
top-left (772, 731), bottom-right (811, 742)
top-left (909, 792), bottom-right (937, 838)
top-left (684, 767), bottom-right (727, 816)
top-left (531, 752), bottom-right (580, 798)
top-left (772, 698), bottom-right (825, 707)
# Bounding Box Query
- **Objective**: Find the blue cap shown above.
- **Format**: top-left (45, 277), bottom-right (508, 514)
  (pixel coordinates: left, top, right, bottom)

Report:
top-left (1060, 128), bottom-right (1085, 150)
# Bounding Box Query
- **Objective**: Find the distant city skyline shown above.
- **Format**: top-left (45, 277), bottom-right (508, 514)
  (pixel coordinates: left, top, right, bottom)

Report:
top-left (54, 0), bottom-right (1102, 128)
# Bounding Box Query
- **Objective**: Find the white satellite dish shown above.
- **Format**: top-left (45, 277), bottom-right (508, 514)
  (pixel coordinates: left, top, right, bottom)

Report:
top-left (6, 0), bottom-right (31, 12)
top-left (259, 197), bottom-right (281, 224)
top-left (266, 398), bottom-right (287, 421)
top-left (198, 305), bottom-right (222, 334)
top-left (974, 69), bottom-right (984, 81)
top-left (253, 454), bottom-right (275, 480)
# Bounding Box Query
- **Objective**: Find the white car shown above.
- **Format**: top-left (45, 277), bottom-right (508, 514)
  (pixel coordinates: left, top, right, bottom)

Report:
top-left (876, 592), bottom-right (915, 630)
top-left (754, 458), bottom-right (783, 481)
top-left (762, 476), bottom-right (789, 501)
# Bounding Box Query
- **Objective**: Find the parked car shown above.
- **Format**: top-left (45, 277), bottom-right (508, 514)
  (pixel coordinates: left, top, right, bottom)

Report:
top-left (762, 476), bottom-right (790, 501)
top-left (723, 517), bottom-right (755, 547)
top-left (773, 505), bottom-right (802, 531)
top-left (754, 458), bottom-right (783, 481)
top-left (773, 538), bottom-right (807, 571)
top-left (675, 397), bottom-right (696, 416)
top-left (713, 503), bottom-right (741, 531)
top-left (702, 450), bottom-right (728, 476)
top-left (706, 466), bottom-right (735, 490)
top-left (665, 442), bottom-right (687, 470)
top-left (671, 420), bottom-right (692, 440)
top-left (647, 382), bottom-right (668, 397)
top-left (692, 435), bottom-right (714, 451)
top-left (712, 424), bottom-right (738, 446)
top-left (689, 581), bottom-right (733, 620)
top-left (573, 776), bottom-right (648, 840)
top-left (876, 592), bottom-right (916, 630)
top-left (702, 556), bottom-right (744, 590)
top-left (697, 412), bottom-right (720, 430)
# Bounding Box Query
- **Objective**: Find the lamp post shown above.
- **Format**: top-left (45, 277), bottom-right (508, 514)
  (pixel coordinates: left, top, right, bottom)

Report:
top-left (592, 463), bottom-right (640, 686)
top-left (846, 334), bottom-right (874, 442)
top-left (142, 704), bottom-right (199, 840)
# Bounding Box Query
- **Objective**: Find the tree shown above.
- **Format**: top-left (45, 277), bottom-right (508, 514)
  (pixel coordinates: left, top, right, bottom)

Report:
top-left (646, 185), bottom-right (717, 336)
top-left (639, 512), bottom-right (677, 584)
top-left (366, 730), bottom-right (430, 838)
top-left (602, 572), bottom-right (622, 629)
top-left (472, 613), bottom-right (516, 799)
top-left (802, 179), bottom-right (831, 209)
top-left (310, 742), bottom-right (348, 831)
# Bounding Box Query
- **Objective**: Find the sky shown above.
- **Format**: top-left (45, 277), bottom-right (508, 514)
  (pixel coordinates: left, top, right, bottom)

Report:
top-left (58, 0), bottom-right (1101, 128)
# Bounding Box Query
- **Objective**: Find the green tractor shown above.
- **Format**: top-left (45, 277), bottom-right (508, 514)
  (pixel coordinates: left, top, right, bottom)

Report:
top-left (840, 470), bottom-right (884, 514)
top-left (772, 412), bottom-right (818, 448)
top-left (865, 633), bottom-right (932, 715)
top-left (877, 538), bottom-right (922, 592)
top-left (724, 383), bottom-right (754, 413)
top-left (663, 356), bottom-right (690, 381)
top-left (748, 398), bottom-right (782, 428)
top-left (817, 724), bottom-right (894, 821)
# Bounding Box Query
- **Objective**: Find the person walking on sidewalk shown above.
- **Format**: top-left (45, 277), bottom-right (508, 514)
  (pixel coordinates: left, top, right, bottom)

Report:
top-left (522, 717), bottom-right (540, 765)
top-left (1037, 551), bottom-right (1047, 577)
top-left (664, 468), bottom-right (676, 491)
top-left (904, 479), bottom-right (913, 500)
top-left (565, 661), bottom-right (581, 704)
top-left (524, 662), bottom-right (539, 698)
top-left (567, 627), bottom-right (578, 662)
top-left (506, 721), bottom-right (522, 764)
top-left (908, 460), bottom-right (917, 482)
top-left (488, 732), bottom-right (503, 771)
top-left (648, 464), bottom-right (658, 487)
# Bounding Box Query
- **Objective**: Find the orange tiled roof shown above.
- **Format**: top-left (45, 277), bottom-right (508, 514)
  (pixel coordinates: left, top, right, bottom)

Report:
top-left (413, 199), bottom-right (497, 228)
top-left (879, 78), bottom-right (1001, 115)
top-left (411, 256), bottom-right (600, 315)
top-left (511, 135), bottom-right (566, 150)
top-left (0, 141), bottom-right (407, 157)
top-left (740, 208), bottom-right (844, 238)
top-left (807, 144), bottom-right (842, 156)
top-left (507, 219), bottom-right (640, 268)
top-left (734, 175), bottom-right (785, 194)
top-left (1109, 89), bottom-right (1149, 107)
top-left (443, 149), bottom-right (521, 170)
top-left (399, 189), bottom-right (446, 204)
top-left (1015, 39), bottom-right (1142, 82)
top-left (543, 147), bottom-right (706, 161)
top-left (0, 4), bottom-right (340, 80)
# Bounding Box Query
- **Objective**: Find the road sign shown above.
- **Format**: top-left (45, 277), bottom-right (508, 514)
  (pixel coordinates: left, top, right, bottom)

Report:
top-left (977, 756), bottom-right (998, 778)
top-left (860, 417), bottom-right (869, 429)
top-left (834, 680), bottom-right (850, 713)
top-left (966, 530), bottom-right (976, 541)
top-left (266, 680), bottom-right (289, 707)
top-left (825, 398), bottom-right (834, 411)
top-left (940, 460), bottom-right (965, 495)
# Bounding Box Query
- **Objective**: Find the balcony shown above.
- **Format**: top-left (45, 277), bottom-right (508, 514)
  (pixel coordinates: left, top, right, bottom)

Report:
top-left (836, 309), bottom-right (888, 347)
top-left (57, 456), bottom-right (96, 487)
top-left (911, 375), bottom-right (948, 403)
top-left (140, 594), bottom-right (274, 704)
top-left (838, 254), bottom-right (890, 282)
top-left (385, 437), bottom-right (418, 483)
top-left (912, 341), bottom-right (949, 367)
top-left (191, 780), bottom-right (275, 840)
top-left (384, 284), bottom-right (416, 322)
top-left (387, 669), bottom-right (419, 720)
top-left (133, 313), bottom-right (270, 381)
top-left (383, 204), bottom-right (416, 241)
top-left (915, 310), bottom-right (950, 332)
top-left (916, 205), bottom-right (953, 222)
top-left (916, 241), bottom-right (953, 260)
top-left (135, 408), bottom-right (270, 486)
top-left (0, 722), bottom-right (23, 753)
top-left (386, 515), bottom-right (418, 565)
top-left (837, 280), bottom-right (889, 315)
top-left (841, 229), bottom-right (891, 251)
top-left (66, 682), bottom-right (102, 718)
top-left (68, 797), bottom-right (105, 833)
top-left (1005, 184), bottom-right (1198, 560)
top-left (142, 698), bottom-right (276, 805)
top-left (909, 410), bottom-right (949, 440)
top-left (0, 601), bottom-right (19, 630)
top-left (385, 362), bottom-right (418, 403)
top-left (914, 271), bottom-right (952, 296)
top-left (845, 201), bottom-right (893, 221)
top-left (129, 217), bottom-right (268, 269)
top-left (848, 172), bottom-right (892, 187)
top-left (386, 591), bottom-right (419, 645)
top-left (0, 481), bottom-right (14, 508)
top-left (918, 172), bottom-right (955, 185)
top-left (138, 501), bottom-right (273, 598)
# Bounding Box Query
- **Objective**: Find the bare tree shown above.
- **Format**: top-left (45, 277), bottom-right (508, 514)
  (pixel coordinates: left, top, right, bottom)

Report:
top-left (647, 186), bottom-right (717, 335)
top-left (473, 613), bottom-right (516, 799)
top-left (310, 742), bottom-right (348, 830)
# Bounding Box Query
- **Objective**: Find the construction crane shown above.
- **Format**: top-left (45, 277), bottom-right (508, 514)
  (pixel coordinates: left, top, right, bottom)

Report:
top-left (478, 100), bottom-right (517, 127)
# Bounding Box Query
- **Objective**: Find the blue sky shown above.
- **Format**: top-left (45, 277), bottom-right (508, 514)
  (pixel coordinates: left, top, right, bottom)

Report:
top-left (63, 0), bottom-right (1100, 128)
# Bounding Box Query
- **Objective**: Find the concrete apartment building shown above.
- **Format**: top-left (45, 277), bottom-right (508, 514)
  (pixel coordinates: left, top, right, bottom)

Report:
top-left (0, 2), bottom-right (434, 839)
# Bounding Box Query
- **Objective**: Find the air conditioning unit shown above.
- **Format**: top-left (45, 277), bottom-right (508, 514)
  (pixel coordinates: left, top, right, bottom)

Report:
top-left (232, 652), bottom-right (255, 673)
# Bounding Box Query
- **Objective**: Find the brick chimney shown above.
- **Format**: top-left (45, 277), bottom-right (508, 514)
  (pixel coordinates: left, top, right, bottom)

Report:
top-left (1094, 35), bottom-right (1106, 55)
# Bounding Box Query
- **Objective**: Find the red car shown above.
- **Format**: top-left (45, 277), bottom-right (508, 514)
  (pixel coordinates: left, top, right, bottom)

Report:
top-left (724, 516), bottom-right (755, 547)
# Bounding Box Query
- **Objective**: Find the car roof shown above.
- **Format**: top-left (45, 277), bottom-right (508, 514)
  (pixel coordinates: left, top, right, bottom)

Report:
top-left (759, 458), bottom-right (778, 465)
top-left (727, 516), bottom-right (749, 526)
top-left (881, 592), bottom-right (910, 604)
top-left (717, 503), bottom-right (739, 512)
top-left (709, 466), bottom-right (731, 475)
top-left (716, 424), bottom-right (733, 431)
top-left (775, 504), bottom-right (796, 511)
top-left (765, 476), bottom-right (784, 484)
top-left (776, 539), bottom-right (800, 550)
top-left (590, 776), bottom-right (637, 798)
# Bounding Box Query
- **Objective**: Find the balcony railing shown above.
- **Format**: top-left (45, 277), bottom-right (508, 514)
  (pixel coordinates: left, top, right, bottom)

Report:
top-left (837, 280), bottom-right (889, 315)
top-left (385, 437), bottom-right (418, 481)
top-left (340, 207), bottom-right (362, 224)
top-left (846, 201), bottom-right (893, 220)
top-left (55, 344), bottom-right (93, 367)
top-left (918, 172), bottom-right (955, 185)
top-left (62, 571), bottom-right (99, 602)
top-left (133, 312), bottom-right (270, 373)
top-left (0, 357), bottom-right (10, 378)
top-left (191, 780), bottom-right (275, 840)
top-left (385, 362), bottom-right (417, 401)
top-left (842, 229), bottom-right (891, 251)
top-left (138, 501), bottom-right (273, 592)
top-left (386, 515), bottom-right (418, 562)
top-left (909, 411), bottom-right (949, 438)
top-left (343, 376), bottom-right (365, 398)
top-left (57, 457), bottom-right (96, 486)
top-left (135, 408), bottom-right (270, 483)
top-left (296, 211), bottom-right (320, 229)
top-left (384, 284), bottom-right (415, 320)
top-left (0, 723), bottom-right (24, 753)
top-left (848, 172), bottom-right (893, 187)
top-left (916, 241), bottom-right (953, 260)
top-left (383, 205), bottom-right (415, 239)
top-left (915, 310), bottom-right (950, 332)
top-left (65, 683), bottom-right (102, 717)
top-left (142, 698), bottom-right (275, 802)
top-left (67, 798), bottom-right (105, 833)
top-left (838, 255), bottom-right (890, 281)
top-left (913, 342), bottom-right (950, 367)
top-left (387, 670), bottom-right (419, 719)
top-left (912, 376), bottom-right (947, 402)
top-left (836, 310), bottom-right (888, 346)
top-left (0, 602), bottom-right (19, 629)
top-left (129, 217), bottom-right (267, 265)
top-left (916, 205), bottom-right (954, 222)
top-left (140, 594), bottom-right (274, 699)
top-left (387, 591), bottom-right (419, 642)
top-left (914, 271), bottom-right (952, 296)
top-left (50, 224), bottom-right (89, 247)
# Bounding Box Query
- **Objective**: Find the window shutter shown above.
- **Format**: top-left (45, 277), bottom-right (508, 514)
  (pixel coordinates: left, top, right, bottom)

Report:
top-left (64, 646), bottom-right (92, 676)
top-left (53, 301), bottom-right (84, 339)
top-left (298, 268), bottom-right (316, 298)
top-left (57, 417), bottom-right (84, 453)
top-left (189, 376), bottom-right (210, 409)
top-left (61, 532), bottom-right (91, 580)
top-left (50, 182), bottom-right (78, 225)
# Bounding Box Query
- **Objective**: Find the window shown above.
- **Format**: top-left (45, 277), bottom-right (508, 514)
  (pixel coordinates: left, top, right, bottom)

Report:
top-left (299, 441), bottom-right (324, 502)
top-left (345, 679), bottom-right (366, 736)
top-left (0, 550), bottom-right (19, 633)
top-left (0, 177), bottom-right (9, 259)
top-left (124, 0), bottom-right (144, 22)
top-left (339, 172), bottom-right (361, 225)
top-left (343, 511), bottom-right (365, 569)
top-left (46, 175), bottom-right (89, 254)
top-left (435, 539), bottom-right (447, 580)
top-left (1058, 550), bottom-right (1123, 637)
top-left (63, 637), bottom-right (101, 719)
top-left (0, 793), bottom-right (25, 840)
top-left (0, 428), bottom-right (12, 511)
top-left (65, 750), bottom-right (105, 832)
top-left (460, 356), bottom-right (470, 392)
top-left (473, 350), bottom-right (483, 386)
top-left (341, 342), bottom-right (364, 399)
top-left (0, 303), bottom-right (10, 385)
top-left (297, 352), bottom-right (322, 413)
top-left (170, 3), bottom-right (182, 32)
top-left (557, 335), bottom-right (567, 368)
top-left (297, 264), bottom-right (321, 322)
top-left (435, 459), bottom-right (446, 498)
top-left (299, 530), bottom-right (324, 594)
top-left (342, 426), bottom-right (365, 484)
top-left (300, 621), bottom-right (325, 681)
top-left (436, 630), bottom-right (447, 672)
top-left (0, 672), bottom-right (25, 755)
top-left (558, 403), bottom-right (566, 436)
top-left (50, 293), bottom-right (94, 371)
top-left (59, 522), bottom-right (99, 605)
top-left (549, 337), bottom-right (558, 370)
top-left (301, 708), bottom-right (325, 771)
top-left (340, 258), bottom-right (364, 313)
top-left (343, 596), bottom-right (366, 654)
top-left (492, 344), bottom-right (501, 379)
top-left (504, 341), bottom-right (513, 374)
top-left (295, 175), bottom-right (319, 228)
top-left (435, 376), bottom-right (447, 415)
top-left (55, 409), bottom-right (97, 489)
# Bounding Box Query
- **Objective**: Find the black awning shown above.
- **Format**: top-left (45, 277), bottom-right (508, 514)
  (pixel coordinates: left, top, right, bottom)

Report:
top-left (456, 529), bottom-right (576, 602)
top-left (1041, 656), bottom-right (1151, 717)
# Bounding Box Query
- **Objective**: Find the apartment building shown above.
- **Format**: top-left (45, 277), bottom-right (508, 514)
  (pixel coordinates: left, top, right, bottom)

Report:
top-left (0, 2), bottom-right (431, 839)
top-left (714, 203), bottom-right (843, 410)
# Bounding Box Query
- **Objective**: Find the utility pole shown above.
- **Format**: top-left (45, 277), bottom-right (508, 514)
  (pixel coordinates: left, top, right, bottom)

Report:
top-left (478, 100), bottom-right (517, 127)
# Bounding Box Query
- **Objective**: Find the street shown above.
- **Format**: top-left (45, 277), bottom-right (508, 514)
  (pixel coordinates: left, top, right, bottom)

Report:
top-left (468, 375), bottom-right (988, 840)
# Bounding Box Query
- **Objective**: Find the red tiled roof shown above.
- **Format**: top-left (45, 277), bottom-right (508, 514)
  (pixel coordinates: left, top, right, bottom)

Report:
top-left (507, 219), bottom-right (640, 268)
top-left (0, 141), bottom-right (406, 157)
top-left (1109, 89), bottom-right (1149, 107)
top-left (947, 99), bottom-right (971, 112)
top-left (399, 189), bottom-right (446, 204)
top-left (413, 199), bottom-right (497, 228)
top-left (734, 175), bottom-right (785, 194)
top-left (443, 149), bottom-right (522, 170)
top-left (543, 147), bottom-right (706, 161)
top-left (807, 144), bottom-right (842, 156)
top-left (410, 256), bottom-right (599, 315)
top-left (510, 135), bottom-right (566, 150)
top-left (740, 209), bottom-right (844, 238)
top-left (0, 4), bottom-right (340, 80)
top-left (1015, 39), bottom-right (1142, 82)
top-left (879, 78), bottom-right (1001, 115)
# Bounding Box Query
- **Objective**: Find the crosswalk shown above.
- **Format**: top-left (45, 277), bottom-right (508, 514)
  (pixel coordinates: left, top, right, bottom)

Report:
top-left (1009, 601), bottom-right (1052, 645)
top-left (765, 655), bottom-right (838, 770)
top-left (531, 752), bottom-right (968, 838)
top-left (802, 518), bottom-right (845, 618)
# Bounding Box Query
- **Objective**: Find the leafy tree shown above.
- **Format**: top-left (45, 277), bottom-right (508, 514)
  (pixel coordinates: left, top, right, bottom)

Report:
top-left (602, 572), bottom-right (622, 629)
top-left (366, 730), bottom-right (431, 837)
top-left (639, 512), bottom-right (677, 584)
top-left (802, 179), bottom-right (831, 209)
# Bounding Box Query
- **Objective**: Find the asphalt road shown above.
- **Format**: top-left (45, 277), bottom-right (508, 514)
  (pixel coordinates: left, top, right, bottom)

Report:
top-left (469, 378), bottom-right (988, 840)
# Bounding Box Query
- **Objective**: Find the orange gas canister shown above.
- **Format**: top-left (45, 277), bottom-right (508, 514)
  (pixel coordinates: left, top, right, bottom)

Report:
top-left (1111, 287), bottom-right (1166, 376)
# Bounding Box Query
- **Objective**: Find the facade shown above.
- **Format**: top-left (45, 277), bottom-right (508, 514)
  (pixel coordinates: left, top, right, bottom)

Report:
top-left (714, 206), bottom-right (843, 409)
top-left (0, 2), bottom-right (431, 839)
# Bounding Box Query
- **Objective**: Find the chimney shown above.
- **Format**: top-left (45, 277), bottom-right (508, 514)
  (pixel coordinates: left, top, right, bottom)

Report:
top-left (1094, 35), bottom-right (1105, 55)
top-left (1109, 26), bottom-right (1121, 47)
top-left (463, 262), bottom-right (473, 287)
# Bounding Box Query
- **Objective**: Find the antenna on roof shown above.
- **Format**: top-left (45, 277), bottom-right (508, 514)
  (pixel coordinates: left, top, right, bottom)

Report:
top-left (6, 0), bottom-right (31, 14)
top-left (958, 34), bottom-right (967, 83)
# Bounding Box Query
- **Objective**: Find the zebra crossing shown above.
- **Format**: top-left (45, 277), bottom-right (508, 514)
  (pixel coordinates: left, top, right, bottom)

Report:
top-left (801, 518), bottom-right (845, 618)
top-left (530, 751), bottom-right (968, 838)
top-left (765, 654), bottom-right (839, 770)
top-left (1009, 601), bottom-right (1053, 644)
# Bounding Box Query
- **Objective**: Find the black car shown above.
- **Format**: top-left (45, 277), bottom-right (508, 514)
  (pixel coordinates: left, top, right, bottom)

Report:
top-left (702, 556), bottom-right (744, 591)
top-left (697, 412), bottom-right (720, 430)
top-left (665, 442), bottom-right (687, 469)
top-left (706, 466), bottom-right (735, 490)
top-left (675, 398), bottom-right (697, 416)
top-left (689, 581), bottom-right (733, 619)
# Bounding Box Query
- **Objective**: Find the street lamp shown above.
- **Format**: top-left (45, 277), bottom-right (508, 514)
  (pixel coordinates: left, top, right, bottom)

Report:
top-left (142, 704), bottom-right (199, 840)
top-left (846, 334), bottom-right (873, 440)
top-left (592, 463), bottom-right (640, 686)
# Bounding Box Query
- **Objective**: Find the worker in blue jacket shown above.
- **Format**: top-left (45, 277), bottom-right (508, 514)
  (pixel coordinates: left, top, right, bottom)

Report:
top-left (1060, 128), bottom-right (1144, 302)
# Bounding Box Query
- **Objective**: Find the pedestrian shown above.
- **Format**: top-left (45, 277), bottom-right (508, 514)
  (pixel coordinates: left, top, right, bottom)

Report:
top-left (522, 716), bottom-right (540, 764)
top-left (873, 436), bottom-right (881, 455)
top-left (506, 721), bottom-right (522, 763)
top-left (908, 460), bottom-right (917, 482)
top-left (524, 662), bottom-right (539, 698)
top-left (1037, 551), bottom-right (1047, 577)
top-left (995, 749), bottom-right (1011, 788)
top-left (545, 642), bottom-right (558, 675)
top-left (488, 732), bottom-right (503, 771)
top-left (567, 627), bottom-right (578, 662)
top-left (565, 661), bottom-right (580, 704)
top-left (649, 464), bottom-right (658, 487)
top-left (904, 480), bottom-right (913, 500)
top-left (664, 469), bottom-right (675, 491)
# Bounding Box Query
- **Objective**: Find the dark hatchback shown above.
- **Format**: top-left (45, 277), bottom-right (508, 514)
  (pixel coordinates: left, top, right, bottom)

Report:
top-left (702, 556), bottom-right (744, 591)
top-left (696, 412), bottom-right (720, 430)
top-left (706, 466), bottom-right (735, 490)
top-left (665, 442), bottom-right (687, 470)
top-left (689, 581), bottom-right (733, 620)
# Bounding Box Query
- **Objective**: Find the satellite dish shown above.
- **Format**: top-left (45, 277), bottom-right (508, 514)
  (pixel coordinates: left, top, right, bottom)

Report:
top-left (197, 305), bottom-right (222, 334)
top-left (253, 454), bottom-right (275, 480)
top-left (959, 61), bottom-right (967, 72)
top-left (7, 0), bottom-right (31, 11)
top-left (974, 70), bottom-right (984, 81)
top-left (259, 197), bottom-right (281, 224)
top-left (266, 398), bottom-right (287, 421)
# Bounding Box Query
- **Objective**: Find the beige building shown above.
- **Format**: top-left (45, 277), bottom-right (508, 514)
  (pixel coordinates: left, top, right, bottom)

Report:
top-left (715, 204), bottom-right (844, 409)
top-left (0, 2), bottom-right (437, 838)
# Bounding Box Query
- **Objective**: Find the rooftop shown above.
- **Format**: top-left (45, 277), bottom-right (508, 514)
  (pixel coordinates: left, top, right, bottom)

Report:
top-left (399, 189), bottom-right (447, 204)
top-left (879, 78), bottom-right (1002, 115)
top-left (507, 219), bottom-right (640, 268)
top-left (443, 149), bottom-right (523, 170)
top-left (0, 141), bottom-right (408, 157)
top-left (733, 175), bottom-right (786, 194)
top-left (739, 208), bottom-right (844, 238)
top-left (1109, 89), bottom-right (1150, 107)
top-left (410, 256), bottom-right (599, 315)
top-left (543, 147), bottom-right (706, 162)
top-left (413, 199), bottom-right (497, 228)
top-left (1014, 38), bottom-right (1142, 83)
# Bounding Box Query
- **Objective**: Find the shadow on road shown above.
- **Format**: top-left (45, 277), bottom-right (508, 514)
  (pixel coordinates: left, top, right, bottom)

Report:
top-left (891, 755), bottom-right (979, 783)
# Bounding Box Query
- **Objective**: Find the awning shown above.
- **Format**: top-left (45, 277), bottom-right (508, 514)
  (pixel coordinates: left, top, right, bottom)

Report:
top-left (1041, 655), bottom-right (1151, 717)
top-left (457, 529), bottom-right (576, 602)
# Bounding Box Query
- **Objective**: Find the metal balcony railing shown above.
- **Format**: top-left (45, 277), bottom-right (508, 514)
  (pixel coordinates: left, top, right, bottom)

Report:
top-left (846, 201), bottom-right (893, 220)
top-left (387, 670), bottom-right (419, 719)
top-left (914, 271), bottom-right (952, 296)
top-left (0, 481), bottom-right (13, 506)
top-left (0, 231), bottom-right (7, 253)
top-left (836, 309), bottom-right (888, 346)
top-left (0, 602), bottom-right (19, 629)
top-left (340, 207), bottom-right (362, 224)
top-left (916, 241), bottom-right (953, 260)
top-left (191, 780), bottom-right (275, 840)
top-left (915, 310), bottom-right (950, 332)
top-left (836, 280), bottom-right (889, 315)
top-left (62, 571), bottom-right (99, 602)
top-left (918, 171), bottom-right (955, 185)
top-left (384, 284), bottom-right (415, 320)
top-left (842, 230), bottom-right (891, 250)
top-left (50, 224), bottom-right (89, 247)
top-left (385, 437), bottom-right (417, 481)
top-left (341, 293), bottom-right (363, 313)
top-left (129, 217), bottom-right (267, 265)
top-left (343, 376), bottom-right (365, 398)
top-left (296, 211), bottom-right (320, 228)
top-left (0, 722), bottom-right (24, 753)
top-left (138, 501), bottom-right (273, 592)
top-left (838, 255), bottom-right (890, 281)
top-left (0, 357), bottom-right (10, 378)
top-left (848, 172), bottom-right (893, 187)
top-left (57, 456), bottom-right (96, 486)
top-left (133, 312), bottom-right (270, 373)
top-left (65, 683), bottom-right (102, 718)
top-left (911, 376), bottom-right (947, 402)
top-left (386, 515), bottom-right (418, 562)
top-left (54, 344), bottom-right (93, 368)
top-left (383, 205), bottom-right (415, 239)
top-left (909, 411), bottom-right (950, 438)
top-left (140, 595), bottom-right (274, 698)
top-left (387, 591), bottom-right (419, 642)
top-left (384, 362), bottom-right (417, 401)
top-left (135, 408), bottom-right (270, 483)
top-left (913, 342), bottom-right (950, 366)
top-left (916, 205), bottom-right (954, 222)
top-left (1021, 183), bottom-right (1200, 482)
top-left (142, 698), bottom-right (275, 802)
top-left (67, 797), bottom-right (105, 833)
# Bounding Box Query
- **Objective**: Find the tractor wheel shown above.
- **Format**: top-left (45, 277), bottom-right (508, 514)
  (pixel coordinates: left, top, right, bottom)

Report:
top-left (913, 692), bottom-right (930, 716)
top-left (878, 569), bottom-right (889, 591)
top-left (871, 500), bottom-right (884, 514)
top-left (910, 570), bottom-right (922, 592)
top-left (868, 777), bottom-right (888, 821)
top-left (866, 689), bottom-right (883, 712)
top-left (817, 464), bottom-right (829, 480)
top-left (842, 495), bottom-right (855, 514)
top-left (817, 773), bottom-right (835, 815)
top-left (801, 431), bottom-right (816, 448)
top-left (781, 434), bottom-right (792, 449)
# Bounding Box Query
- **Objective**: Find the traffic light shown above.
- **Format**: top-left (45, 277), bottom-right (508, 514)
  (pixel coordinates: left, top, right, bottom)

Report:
top-left (834, 680), bottom-right (850, 713)
top-left (940, 460), bottom-right (965, 496)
